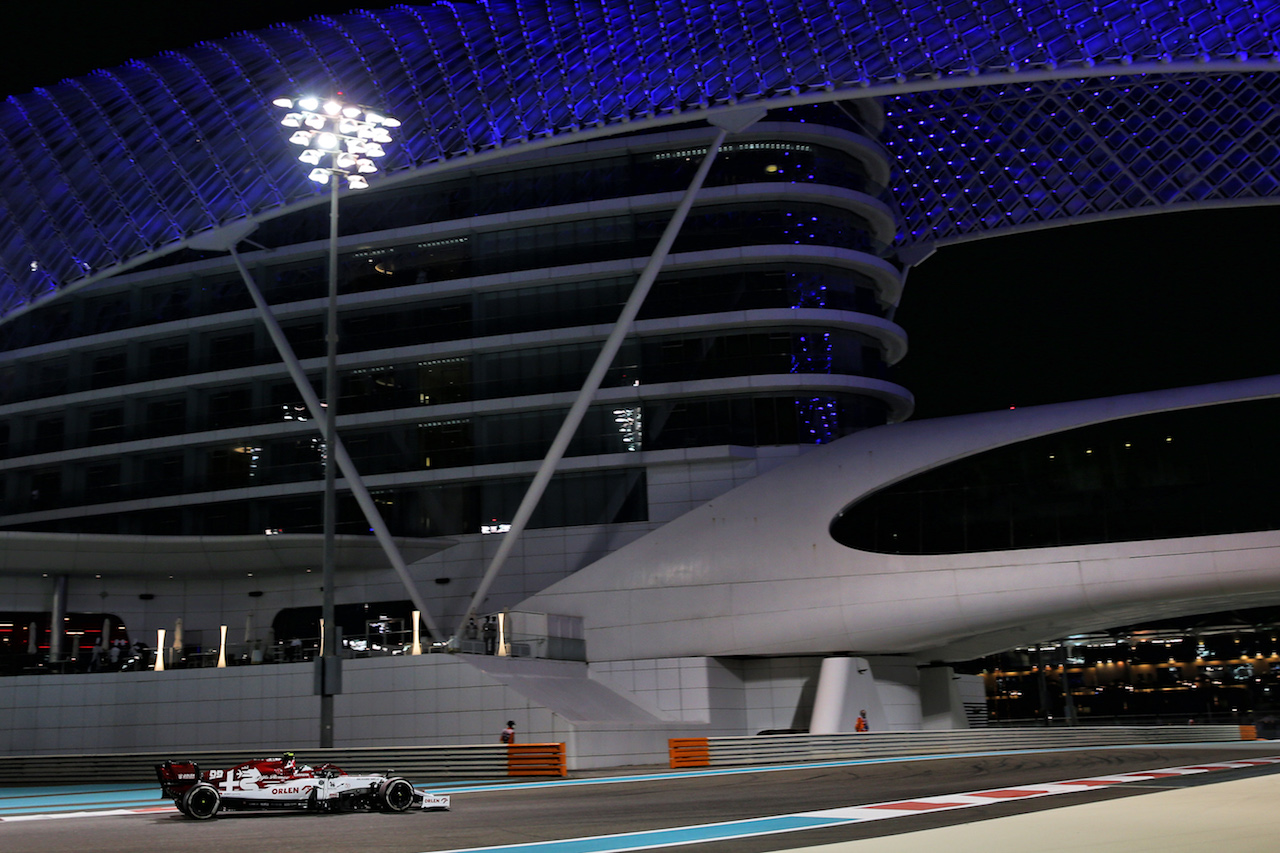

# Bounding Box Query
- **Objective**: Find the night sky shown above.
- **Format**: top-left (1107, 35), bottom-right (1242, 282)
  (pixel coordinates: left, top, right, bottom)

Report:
top-left (896, 206), bottom-right (1280, 419)
top-left (4, 4), bottom-right (1278, 422)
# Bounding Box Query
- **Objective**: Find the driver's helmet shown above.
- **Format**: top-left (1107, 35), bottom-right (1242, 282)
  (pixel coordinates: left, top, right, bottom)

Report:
top-left (281, 752), bottom-right (296, 772)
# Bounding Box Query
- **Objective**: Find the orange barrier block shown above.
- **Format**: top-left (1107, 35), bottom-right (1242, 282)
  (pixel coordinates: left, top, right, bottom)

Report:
top-left (1240, 725), bottom-right (1258, 741)
top-left (668, 737), bottom-right (710, 768)
top-left (507, 743), bottom-right (568, 777)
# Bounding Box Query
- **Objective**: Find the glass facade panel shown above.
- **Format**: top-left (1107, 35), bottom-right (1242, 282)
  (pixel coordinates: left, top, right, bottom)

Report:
top-left (0, 118), bottom-right (902, 548)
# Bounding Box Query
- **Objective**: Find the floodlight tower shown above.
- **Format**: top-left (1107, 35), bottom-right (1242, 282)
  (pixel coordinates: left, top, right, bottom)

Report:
top-left (273, 95), bottom-right (398, 747)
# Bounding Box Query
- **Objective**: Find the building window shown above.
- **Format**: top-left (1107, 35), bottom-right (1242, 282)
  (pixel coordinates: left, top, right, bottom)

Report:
top-left (832, 399), bottom-right (1280, 554)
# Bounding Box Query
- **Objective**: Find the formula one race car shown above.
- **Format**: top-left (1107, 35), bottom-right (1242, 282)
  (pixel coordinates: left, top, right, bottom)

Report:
top-left (155, 753), bottom-right (451, 819)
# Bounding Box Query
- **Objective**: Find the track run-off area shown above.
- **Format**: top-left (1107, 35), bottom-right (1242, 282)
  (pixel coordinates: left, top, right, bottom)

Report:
top-left (2, 742), bottom-right (1278, 853)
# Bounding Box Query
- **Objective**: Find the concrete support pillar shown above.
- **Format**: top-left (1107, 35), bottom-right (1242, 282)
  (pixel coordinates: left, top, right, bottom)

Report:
top-left (155, 628), bottom-right (166, 672)
top-left (49, 574), bottom-right (68, 664)
top-left (809, 656), bottom-right (884, 734)
top-left (217, 625), bottom-right (228, 668)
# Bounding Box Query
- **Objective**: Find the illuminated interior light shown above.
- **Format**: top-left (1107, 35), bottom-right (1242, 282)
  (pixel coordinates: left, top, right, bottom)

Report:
top-left (323, 100), bottom-right (342, 115)
top-left (307, 167), bottom-right (331, 184)
top-left (297, 96), bottom-right (319, 111)
top-left (288, 130), bottom-right (314, 146)
top-left (280, 113), bottom-right (303, 128)
top-left (272, 97), bottom-right (294, 109)
top-left (316, 133), bottom-right (340, 150)
top-left (345, 174), bottom-right (369, 189)
top-left (304, 113), bottom-right (326, 130)
top-left (298, 148), bottom-right (324, 165)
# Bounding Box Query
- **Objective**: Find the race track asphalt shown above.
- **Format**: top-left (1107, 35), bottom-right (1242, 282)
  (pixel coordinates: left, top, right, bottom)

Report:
top-left (1, 742), bottom-right (1276, 853)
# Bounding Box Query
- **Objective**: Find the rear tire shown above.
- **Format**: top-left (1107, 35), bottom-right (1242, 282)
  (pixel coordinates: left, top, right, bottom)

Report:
top-left (377, 777), bottom-right (415, 812)
top-left (181, 783), bottom-right (222, 820)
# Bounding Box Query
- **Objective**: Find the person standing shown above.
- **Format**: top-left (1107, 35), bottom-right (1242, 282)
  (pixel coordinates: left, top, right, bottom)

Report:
top-left (500, 720), bottom-right (516, 744)
top-left (483, 616), bottom-right (497, 654)
top-left (855, 710), bottom-right (869, 732)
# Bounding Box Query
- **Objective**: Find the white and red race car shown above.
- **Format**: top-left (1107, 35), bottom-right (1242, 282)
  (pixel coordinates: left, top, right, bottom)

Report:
top-left (155, 754), bottom-right (451, 819)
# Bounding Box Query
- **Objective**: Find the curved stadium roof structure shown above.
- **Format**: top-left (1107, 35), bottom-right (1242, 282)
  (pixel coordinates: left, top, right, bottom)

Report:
top-left (2, 0), bottom-right (1279, 321)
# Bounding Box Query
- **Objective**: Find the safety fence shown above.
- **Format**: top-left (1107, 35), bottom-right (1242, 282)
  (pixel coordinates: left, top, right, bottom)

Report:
top-left (669, 725), bottom-right (1257, 768)
top-left (0, 743), bottom-right (567, 786)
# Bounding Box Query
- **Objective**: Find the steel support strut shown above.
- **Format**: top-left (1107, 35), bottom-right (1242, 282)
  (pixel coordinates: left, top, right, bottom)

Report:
top-left (456, 116), bottom-right (756, 637)
top-left (226, 248), bottom-right (443, 643)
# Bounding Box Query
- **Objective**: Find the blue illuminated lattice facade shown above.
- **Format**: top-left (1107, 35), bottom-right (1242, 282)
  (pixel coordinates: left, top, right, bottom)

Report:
top-left (886, 72), bottom-right (1280, 244)
top-left (1, 1), bottom-right (1278, 318)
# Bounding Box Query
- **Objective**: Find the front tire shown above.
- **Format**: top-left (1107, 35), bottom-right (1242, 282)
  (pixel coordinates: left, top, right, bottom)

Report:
top-left (377, 777), bottom-right (415, 812)
top-left (181, 783), bottom-right (222, 820)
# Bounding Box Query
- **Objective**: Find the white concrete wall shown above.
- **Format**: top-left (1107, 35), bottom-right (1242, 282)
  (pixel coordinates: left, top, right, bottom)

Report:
top-left (0, 653), bottom-right (834, 768)
top-left (737, 657), bottom-right (823, 734)
top-left (0, 656), bottom-right (573, 758)
top-left (589, 655), bottom-right (823, 734)
top-left (646, 447), bottom-right (806, 524)
top-left (2, 650), bottom-right (942, 766)
top-left (919, 665), bottom-right (967, 730)
top-left (868, 656), bottom-right (924, 731)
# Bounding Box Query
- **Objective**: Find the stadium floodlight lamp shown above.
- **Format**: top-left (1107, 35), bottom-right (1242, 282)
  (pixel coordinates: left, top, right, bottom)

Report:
top-left (276, 95), bottom-right (397, 190)
top-left (273, 94), bottom-right (400, 751)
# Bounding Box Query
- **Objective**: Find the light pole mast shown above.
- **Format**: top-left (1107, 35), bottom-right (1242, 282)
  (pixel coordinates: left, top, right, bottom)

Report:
top-left (273, 94), bottom-right (398, 747)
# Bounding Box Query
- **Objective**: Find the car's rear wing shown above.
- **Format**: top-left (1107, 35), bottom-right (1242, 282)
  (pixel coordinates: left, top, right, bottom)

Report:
top-left (155, 759), bottom-right (201, 799)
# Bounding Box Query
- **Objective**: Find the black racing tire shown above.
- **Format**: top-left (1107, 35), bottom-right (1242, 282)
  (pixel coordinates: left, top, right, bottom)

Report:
top-left (377, 777), bottom-right (415, 812)
top-left (181, 783), bottom-right (222, 820)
